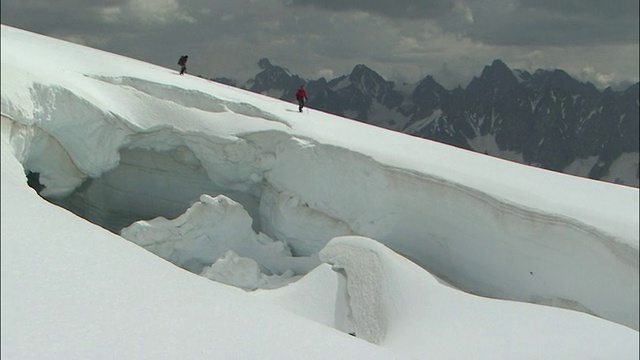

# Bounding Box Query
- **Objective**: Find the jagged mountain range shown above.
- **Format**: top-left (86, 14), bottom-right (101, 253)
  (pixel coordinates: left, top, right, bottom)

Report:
top-left (212, 58), bottom-right (639, 188)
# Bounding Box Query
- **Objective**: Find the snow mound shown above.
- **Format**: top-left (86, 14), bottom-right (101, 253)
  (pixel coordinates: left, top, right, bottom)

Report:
top-left (318, 236), bottom-right (639, 357)
top-left (201, 250), bottom-right (299, 290)
top-left (121, 194), bottom-right (318, 286)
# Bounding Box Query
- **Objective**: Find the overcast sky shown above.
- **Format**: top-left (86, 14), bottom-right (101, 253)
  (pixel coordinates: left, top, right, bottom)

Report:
top-left (2, 0), bottom-right (638, 89)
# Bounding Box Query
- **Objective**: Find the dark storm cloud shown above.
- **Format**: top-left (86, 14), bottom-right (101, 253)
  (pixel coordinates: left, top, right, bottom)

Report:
top-left (1, 0), bottom-right (637, 89)
top-left (1, 0), bottom-right (135, 35)
top-left (519, 0), bottom-right (639, 19)
top-left (456, 0), bottom-right (640, 46)
top-left (1, 0), bottom-right (202, 76)
top-left (290, 0), bottom-right (454, 19)
top-left (291, 0), bottom-right (639, 46)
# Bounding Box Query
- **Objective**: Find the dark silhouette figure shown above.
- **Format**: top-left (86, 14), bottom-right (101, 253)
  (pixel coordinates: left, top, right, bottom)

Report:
top-left (178, 55), bottom-right (188, 75)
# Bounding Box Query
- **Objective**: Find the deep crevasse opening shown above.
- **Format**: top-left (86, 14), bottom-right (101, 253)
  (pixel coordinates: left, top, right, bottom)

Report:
top-left (3, 76), bottom-right (638, 332)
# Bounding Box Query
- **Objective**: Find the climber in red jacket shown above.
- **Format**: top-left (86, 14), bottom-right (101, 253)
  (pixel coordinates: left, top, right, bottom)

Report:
top-left (295, 84), bottom-right (308, 112)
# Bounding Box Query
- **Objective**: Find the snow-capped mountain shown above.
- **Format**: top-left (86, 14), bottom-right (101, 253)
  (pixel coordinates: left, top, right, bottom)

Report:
top-left (2, 25), bottom-right (638, 358)
top-left (232, 59), bottom-right (639, 187)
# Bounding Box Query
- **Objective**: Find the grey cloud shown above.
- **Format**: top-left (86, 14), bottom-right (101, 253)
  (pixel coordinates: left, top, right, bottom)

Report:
top-left (437, 0), bottom-right (639, 46)
top-left (519, 0), bottom-right (639, 19)
top-left (290, 0), bottom-right (454, 19)
top-left (0, 0), bottom-right (154, 35)
top-left (290, 0), bottom-right (639, 46)
top-left (1, 1), bottom-right (97, 34)
top-left (0, 0), bottom-right (636, 89)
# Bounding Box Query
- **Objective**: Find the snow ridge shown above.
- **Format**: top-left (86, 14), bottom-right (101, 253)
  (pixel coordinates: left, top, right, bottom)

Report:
top-left (320, 236), bottom-right (389, 343)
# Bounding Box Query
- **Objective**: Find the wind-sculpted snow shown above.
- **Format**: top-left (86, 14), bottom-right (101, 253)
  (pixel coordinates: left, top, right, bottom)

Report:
top-left (315, 236), bottom-right (639, 357)
top-left (319, 237), bottom-right (389, 343)
top-left (1, 25), bottom-right (638, 335)
top-left (89, 75), bottom-right (287, 125)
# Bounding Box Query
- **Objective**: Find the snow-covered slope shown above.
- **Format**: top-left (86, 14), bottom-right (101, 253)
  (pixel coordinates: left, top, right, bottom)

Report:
top-left (2, 25), bottom-right (638, 358)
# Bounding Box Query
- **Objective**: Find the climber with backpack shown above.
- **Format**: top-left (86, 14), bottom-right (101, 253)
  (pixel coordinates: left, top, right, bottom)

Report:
top-left (178, 55), bottom-right (188, 75)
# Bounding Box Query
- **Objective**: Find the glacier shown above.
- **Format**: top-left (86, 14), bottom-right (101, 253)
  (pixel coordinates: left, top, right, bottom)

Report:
top-left (1, 25), bottom-right (638, 357)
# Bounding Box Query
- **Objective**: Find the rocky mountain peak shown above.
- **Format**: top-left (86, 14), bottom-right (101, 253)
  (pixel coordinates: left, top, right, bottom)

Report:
top-left (415, 75), bottom-right (446, 94)
top-left (482, 59), bottom-right (516, 82)
top-left (349, 64), bottom-right (386, 84)
top-left (529, 69), bottom-right (598, 95)
top-left (347, 64), bottom-right (394, 100)
top-left (249, 58), bottom-right (300, 93)
top-left (257, 58), bottom-right (273, 69)
top-left (466, 59), bottom-right (519, 96)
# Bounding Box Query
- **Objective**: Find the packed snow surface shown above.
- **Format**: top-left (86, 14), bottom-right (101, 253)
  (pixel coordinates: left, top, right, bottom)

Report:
top-left (2, 25), bottom-right (638, 358)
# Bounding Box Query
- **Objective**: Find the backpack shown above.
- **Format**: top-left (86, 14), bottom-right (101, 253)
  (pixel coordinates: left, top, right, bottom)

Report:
top-left (178, 56), bottom-right (187, 66)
